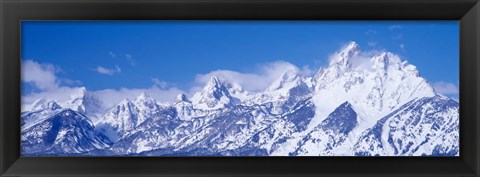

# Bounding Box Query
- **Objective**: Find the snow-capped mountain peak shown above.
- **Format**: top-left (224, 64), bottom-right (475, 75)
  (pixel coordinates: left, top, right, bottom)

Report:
top-left (135, 92), bottom-right (151, 101)
top-left (314, 42), bottom-right (361, 88)
top-left (97, 93), bottom-right (162, 139)
top-left (174, 93), bottom-right (198, 121)
top-left (95, 98), bottom-right (139, 142)
top-left (249, 69), bottom-right (312, 114)
top-left (60, 87), bottom-right (104, 118)
top-left (328, 41), bottom-right (360, 68)
top-left (175, 93), bottom-right (191, 103)
top-left (191, 76), bottom-right (239, 110)
top-left (203, 76), bottom-right (224, 92)
top-left (133, 92), bottom-right (157, 109)
top-left (21, 40), bottom-right (458, 157)
top-left (62, 87), bottom-right (87, 112)
top-left (369, 52), bottom-right (420, 78)
top-left (21, 108), bottom-right (110, 155)
top-left (23, 98), bottom-right (63, 130)
top-left (31, 98), bottom-right (62, 112)
top-left (371, 52), bottom-right (401, 71)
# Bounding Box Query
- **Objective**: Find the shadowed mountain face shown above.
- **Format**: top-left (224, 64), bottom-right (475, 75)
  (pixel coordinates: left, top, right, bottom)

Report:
top-left (321, 102), bottom-right (357, 135)
top-left (21, 109), bottom-right (110, 156)
top-left (21, 42), bottom-right (459, 156)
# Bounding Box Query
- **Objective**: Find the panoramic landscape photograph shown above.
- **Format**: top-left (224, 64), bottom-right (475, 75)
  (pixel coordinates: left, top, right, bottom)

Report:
top-left (21, 21), bottom-right (459, 156)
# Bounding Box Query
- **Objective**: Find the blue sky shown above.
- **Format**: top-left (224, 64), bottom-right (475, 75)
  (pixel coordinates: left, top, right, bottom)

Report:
top-left (21, 21), bottom-right (459, 103)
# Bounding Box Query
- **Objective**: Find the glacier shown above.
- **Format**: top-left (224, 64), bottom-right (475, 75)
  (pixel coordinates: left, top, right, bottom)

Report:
top-left (20, 41), bottom-right (459, 156)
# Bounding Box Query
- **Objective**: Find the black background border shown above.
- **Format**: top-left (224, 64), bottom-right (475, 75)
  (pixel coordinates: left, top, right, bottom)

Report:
top-left (1, 0), bottom-right (479, 176)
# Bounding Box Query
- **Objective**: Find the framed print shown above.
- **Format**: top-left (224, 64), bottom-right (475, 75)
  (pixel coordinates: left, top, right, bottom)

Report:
top-left (1, 0), bottom-right (480, 176)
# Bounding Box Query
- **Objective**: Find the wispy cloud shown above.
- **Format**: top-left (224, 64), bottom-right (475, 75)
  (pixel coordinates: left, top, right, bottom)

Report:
top-left (193, 61), bottom-right (312, 93)
top-left (365, 30), bottom-right (377, 36)
top-left (61, 78), bottom-right (82, 86)
top-left (125, 54), bottom-right (136, 66)
top-left (109, 52), bottom-right (135, 66)
top-left (108, 51), bottom-right (116, 58)
top-left (400, 44), bottom-right (405, 52)
top-left (21, 60), bottom-right (86, 110)
top-left (151, 78), bottom-right (169, 89)
top-left (21, 60), bottom-right (185, 111)
top-left (95, 65), bottom-right (121, 75)
top-left (389, 25), bottom-right (402, 31)
top-left (22, 60), bottom-right (59, 90)
top-left (433, 81), bottom-right (459, 95)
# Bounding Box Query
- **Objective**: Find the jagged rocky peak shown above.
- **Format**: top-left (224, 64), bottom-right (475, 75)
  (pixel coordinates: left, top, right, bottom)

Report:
top-left (21, 108), bottom-right (109, 155)
top-left (200, 76), bottom-right (231, 97)
top-left (134, 92), bottom-right (155, 104)
top-left (314, 42), bottom-right (361, 86)
top-left (136, 92), bottom-right (150, 99)
top-left (192, 75), bottom-right (238, 109)
top-left (135, 92), bottom-right (152, 101)
top-left (371, 52), bottom-right (401, 70)
top-left (175, 93), bottom-right (191, 103)
top-left (61, 87), bottom-right (105, 116)
top-left (203, 76), bottom-right (225, 91)
top-left (133, 92), bottom-right (160, 111)
top-left (96, 97), bottom-right (138, 142)
top-left (111, 98), bottom-right (136, 113)
top-left (174, 93), bottom-right (196, 121)
top-left (328, 41), bottom-right (360, 68)
top-left (369, 52), bottom-right (421, 78)
top-left (31, 98), bottom-right (62, 112)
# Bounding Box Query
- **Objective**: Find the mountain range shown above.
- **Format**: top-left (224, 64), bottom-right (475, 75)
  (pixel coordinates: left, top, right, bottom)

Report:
top-left (21, 41), bottom-right (459, 156)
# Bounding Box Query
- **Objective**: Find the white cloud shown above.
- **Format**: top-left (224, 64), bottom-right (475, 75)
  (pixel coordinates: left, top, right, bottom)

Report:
top-left (193, 61), bottom-right (311, 93)
top-left (21, 60), bottom-right (86, 110)
top-left (151, 78), bottom-right (169, 89)
top-left (22, 60), bottom-right (185, 111)
top-left (400, 44), bottom-right (405, 52)
top-left (125, 54), bottom-right (136, 66)
top-left (95, 65), bottom-right (121, 75)
top-left (389, 25), bottom-right (402, 30)
top-left (22, 60), bottom-right (59, 90)
top-left (433, 81), bottom-right (459, 95)
top-left (108, 51), bottom-right (116, 58)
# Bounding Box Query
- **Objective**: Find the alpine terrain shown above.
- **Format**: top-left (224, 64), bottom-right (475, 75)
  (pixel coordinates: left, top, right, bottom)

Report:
top-left (21, 42), bottom-right (459, 156)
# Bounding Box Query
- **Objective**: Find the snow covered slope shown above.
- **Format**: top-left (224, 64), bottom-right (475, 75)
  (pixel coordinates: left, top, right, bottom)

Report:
top-left (95, 93), bottom-right (162, 142)
top-left (353, 95), bottom-right (459, 156)
top-left (21, 107), bottom-right (110, 156)
top-left (21, 41), bottom-right (459, 156)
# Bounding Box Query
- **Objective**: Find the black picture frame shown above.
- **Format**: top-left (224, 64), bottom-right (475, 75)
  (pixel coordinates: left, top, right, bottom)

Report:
top-left (1, 0), bottom-right (479, 176)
